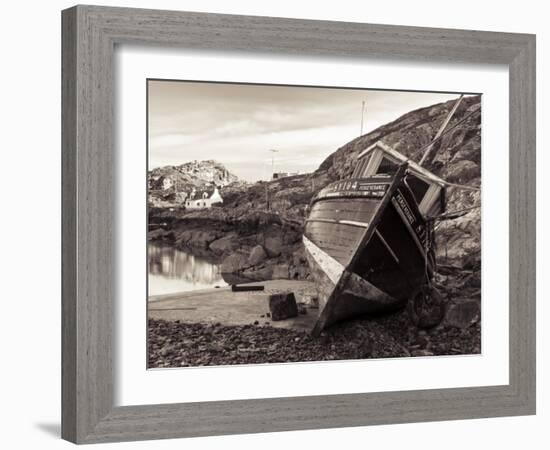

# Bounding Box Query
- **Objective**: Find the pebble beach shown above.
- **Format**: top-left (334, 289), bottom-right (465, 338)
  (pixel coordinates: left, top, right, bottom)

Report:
top-left (148, 308), bottom-right (481, 368)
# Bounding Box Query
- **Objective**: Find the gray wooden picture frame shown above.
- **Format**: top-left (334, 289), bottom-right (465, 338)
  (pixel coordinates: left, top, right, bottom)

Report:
top-left (61, 4), bottom-right (536, 444)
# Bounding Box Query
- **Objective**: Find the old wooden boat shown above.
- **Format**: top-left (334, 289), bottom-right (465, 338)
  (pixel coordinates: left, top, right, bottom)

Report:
top-left (304, 141), bottom-right (447, 335)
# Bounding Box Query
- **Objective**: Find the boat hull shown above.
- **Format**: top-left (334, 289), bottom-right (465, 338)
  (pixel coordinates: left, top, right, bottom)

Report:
top-left (303, 169), bottom-right (435, 334)
top-left (303, 236), bottom-right (399, 329)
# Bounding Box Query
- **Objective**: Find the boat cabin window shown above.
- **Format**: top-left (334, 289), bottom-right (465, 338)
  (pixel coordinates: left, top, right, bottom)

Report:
top-left (376, 157), bottom-right (399, 175)
top-left (352, 152), bottom-right (400, 178)
top-left (405, 174), bottom-right (431, 204)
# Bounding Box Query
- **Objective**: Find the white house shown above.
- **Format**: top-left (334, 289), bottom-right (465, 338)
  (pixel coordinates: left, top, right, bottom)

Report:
top-left (184, 186), bottom-right (223, 209)
top-left (272, 171), bottom-right (299, 180)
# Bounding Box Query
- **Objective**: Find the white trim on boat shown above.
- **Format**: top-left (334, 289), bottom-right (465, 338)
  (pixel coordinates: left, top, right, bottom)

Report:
top-left (374, 229), bottom-right (400, 264)
top-left (305, 218), bottom-right (369, 228)
top-left (303, 235), bottom-right (345, 285)
top-left (305, 218), bottom-right (337, 225)
top-left (339, 220), bottom-right (369, 228)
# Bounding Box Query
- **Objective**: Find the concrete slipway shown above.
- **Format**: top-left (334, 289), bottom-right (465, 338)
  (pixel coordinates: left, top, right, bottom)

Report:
top-left (148, 280), bottom-right (318, 332)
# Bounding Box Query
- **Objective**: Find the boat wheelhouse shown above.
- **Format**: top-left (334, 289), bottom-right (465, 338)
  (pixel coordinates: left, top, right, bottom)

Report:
top-left (354, 141), bottom-right (447, 217)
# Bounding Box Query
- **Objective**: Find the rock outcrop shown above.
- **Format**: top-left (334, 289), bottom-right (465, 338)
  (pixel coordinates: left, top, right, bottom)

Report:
top-left (148, 160), bottom-right (243, 208)
top-left (149, 159), bottom-right (238, 189)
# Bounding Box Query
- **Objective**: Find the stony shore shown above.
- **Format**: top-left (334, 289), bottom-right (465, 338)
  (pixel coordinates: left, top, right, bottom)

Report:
top-left (148, 307), bottom-right (481, 368)
top-left (147, 251), bottom-right (481, 368)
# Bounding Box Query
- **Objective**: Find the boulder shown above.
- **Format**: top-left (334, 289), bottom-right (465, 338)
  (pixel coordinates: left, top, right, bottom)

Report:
top-left (281, 228), bottom-right (302, 245)
top-left (173, 229), bottom-right (219, 249)
top-left (272, 264), bottom-right (289, 279)
top-left (301, 294), bottom-right (319, 308)
top-left (264, 236), bottom-right (283, 257)
top-left (436, 209), bottom-right (481, 266)
top-left (464, 270), bottom-right (481, 288)
top-left (444, 159), bottom-right (480, 184)
top-left (148, 228), bottom-right (167, 240)
top-left (268, 293), bottom-right (298, 321)
top-left (174, 229), bottom-right (194, 245)
top-left (220, 253), bottom-right (248, 274)
top-left (192, 230), bottom-right (219, 249)
top-left (445, 299), bottom-right (481, 329)
top-left (248, 245), bottom-right (267, 266)
top-left (241, 265), bottom-right (274, 281)
top-left (289, 262), bottom-right (310, 280)
top-left (209, 233), bottom-right (239, 254)
top-left (292, 246), bottom-right (307, 266)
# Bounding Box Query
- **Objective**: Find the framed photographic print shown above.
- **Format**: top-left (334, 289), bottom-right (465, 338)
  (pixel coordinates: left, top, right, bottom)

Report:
top-left (62, 5), bottom-right (536, 444)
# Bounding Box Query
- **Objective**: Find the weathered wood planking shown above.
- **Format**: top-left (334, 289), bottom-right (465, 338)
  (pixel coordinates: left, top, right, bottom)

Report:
top-left (310, 198), bottom-right (379, 223)
top-left (305, 221), bottom-right (365, 265)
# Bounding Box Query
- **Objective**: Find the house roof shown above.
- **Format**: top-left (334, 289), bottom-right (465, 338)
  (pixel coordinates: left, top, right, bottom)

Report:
top-left (187, 186), bottom-right (221, 200)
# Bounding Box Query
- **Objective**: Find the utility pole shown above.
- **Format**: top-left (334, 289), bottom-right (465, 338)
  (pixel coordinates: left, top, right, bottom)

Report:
top-left (360, 100), bottom-right (366, 136)
top-left (269, 149), bottom-right (278, 180)
top-left (266, 149), bottom-right (279, 211)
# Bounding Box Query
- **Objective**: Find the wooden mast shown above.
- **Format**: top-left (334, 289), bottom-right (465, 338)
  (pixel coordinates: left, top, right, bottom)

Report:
top-left (418, 94), bottom-right (464, 166)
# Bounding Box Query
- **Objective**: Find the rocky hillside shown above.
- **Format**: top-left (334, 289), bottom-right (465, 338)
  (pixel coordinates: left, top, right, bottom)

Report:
top-left (149, 159), bottom-right (238, 188)
top-left (148, 160), bottom-right (241, 207)
top-left (319, 94), bottom-right (481, 268)
top-left (150, 95), bottom-right (482, 280)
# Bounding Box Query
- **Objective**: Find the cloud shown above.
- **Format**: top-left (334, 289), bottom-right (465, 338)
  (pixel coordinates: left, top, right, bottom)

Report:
top-left (148, 80), bottom-right (461, 182)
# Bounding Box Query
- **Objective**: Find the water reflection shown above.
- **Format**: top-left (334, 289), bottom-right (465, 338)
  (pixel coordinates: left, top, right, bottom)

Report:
top-left (148, 243), bottom-right (227, 296)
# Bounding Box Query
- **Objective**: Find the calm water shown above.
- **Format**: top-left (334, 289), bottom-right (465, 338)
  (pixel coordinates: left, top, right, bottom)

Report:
top-left (148, 243), bottom-right (228, 296)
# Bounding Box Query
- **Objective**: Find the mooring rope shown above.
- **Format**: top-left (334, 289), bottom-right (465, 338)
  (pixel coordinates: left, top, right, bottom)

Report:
top-left (416, 105), bottom-right (482, 163)
top-left (432, 204), bottom-right (481, 222)
top-left (415, 103), bottom-right (482, 192)
top-left (441, 180), bottom-right (481, 191)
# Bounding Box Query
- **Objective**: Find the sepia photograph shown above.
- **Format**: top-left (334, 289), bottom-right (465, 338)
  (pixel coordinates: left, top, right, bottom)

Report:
top-left (147, 80), bottom-right (482, 368)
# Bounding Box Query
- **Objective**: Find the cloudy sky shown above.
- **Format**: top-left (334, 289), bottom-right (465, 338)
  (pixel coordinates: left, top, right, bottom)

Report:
top-left (148, 80), bottom-right (462, 182)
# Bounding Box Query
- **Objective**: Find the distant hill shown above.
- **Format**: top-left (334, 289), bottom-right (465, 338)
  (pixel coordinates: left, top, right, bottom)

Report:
top-left (149, 159), bottom-right (238, 190)
top-left (148, 160), bottom-right (243, 207)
